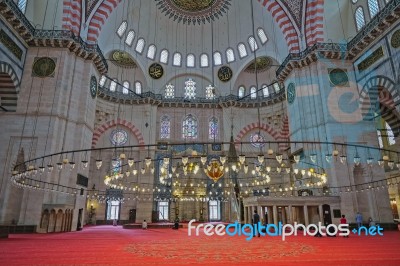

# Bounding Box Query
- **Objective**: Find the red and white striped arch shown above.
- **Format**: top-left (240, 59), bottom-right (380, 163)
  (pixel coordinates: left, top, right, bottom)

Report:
top-left (62, 0), bottom-right (82, 36)
top-left (91, 118), bottom-right (145, 148)
top-left (258, 0), bottom-right (300, 53)
top-left (305, 0), bottom-right (324, 46)
top-left (87, 0), bottom-right (122, 43)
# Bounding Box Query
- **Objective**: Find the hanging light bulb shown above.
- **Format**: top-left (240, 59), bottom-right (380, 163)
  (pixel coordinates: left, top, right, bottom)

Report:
top-left (388, 161), bottom-right (394, 169)
top-left (275, 154), bottom-right (283, 164)
top-left (276, 167), bottom-right (281, 173)
top-left (325, 153), bottom-right (332, 163)
top-left (47, 164), bottom-right (54, 172)
top-left (244, 165), bottom-right (249, 174)
top-left (294, 155), bottom-right (300, 164)
top-left (285, 168), bottom-right (290, 174)
top-left (125, 171), bottom-right (130, 177)
top-left (163, 157), bottom-right (170, 165)
top-left (39, 166), bottom-right (45, 173)
top-left (339, 155), bottom-right (347, 164)
top-left (141, 168), bottom-right (146, 174)
top-left (310, 154), bottom-right (317, 163)
top-left (132, 169), bottom-right (138, 175)
top-left (353, 154), bottom-right (361, 166)
top-left (171, 165), bottom-right (177, 173)
top-left (111, 159), bottom-right (119, 168)
top-left (367, 157), bottom-right (374, 165)
top-left (201, 156), bottom-right (207, 165)
top-left (181, 156), bottom-right (188, 166)
top-left (257, 154), bottom-right (264, 164)
top-left (128, 158), bottom-right (134, 168)
top-left (267, 149), bottom-right (274, 155)
top-left (231, 164), bottom-right (237, 171)
top-left (219, 155), bottom-right (226, 165)
top-left (81, 160), bottom-right (88, 169)
top-left (145, 157), bottom-right (152, 167)
top-left (255, 165), bottom-right (260, 172)
top-left (266, 166), bottom-right (271, 173)
top-left (151, 167), bottom-right (155, 174)
top-left (301, 169), bottom-right (306, 176)
top-left (69, 161), bottom-right (76, 169)
top-left (396, 162), bottom-right (400, 169)
top-left (57, 162), bottom-right (63, 170)
top-left (294, 168), bottom-right (299, 175)
top-left (383, 155), bottom-right (389, 161)
top-left (239, 154), bottom-right (246, 164)
top-left (333, 150), bottom-right (339, 157)
top-left (119, 153), bottom-right (126, 160)
top-left (377, 159), bottom-right (384, 167)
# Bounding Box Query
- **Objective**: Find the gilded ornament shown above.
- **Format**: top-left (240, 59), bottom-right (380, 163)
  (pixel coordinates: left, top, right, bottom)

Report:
top-left (245, 57), bottom-right (272, 73)
top-left (148, 63), bottom-right (164, 79)
top-left (357, 47), bottom-right (384, 72)
top-left (110, 50), bottom-right (137, 68)
top-left (217, 66), bottom-right (233, 82)
top-left (0, 30), bottom-right (23, 60)
top-left (390, 29), bottom-right (400, 48)
top-left (32, 57), bottom-right (56, 78)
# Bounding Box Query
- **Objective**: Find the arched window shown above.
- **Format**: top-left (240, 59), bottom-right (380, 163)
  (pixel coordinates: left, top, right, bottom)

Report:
top-left (17, 0), bottom-right (27, 13)
top-left (135, 81), bottom-right (142, 94)
top-left (209, 117), bottom-right (219, 140)
top-left (250, 86), bottom-right (257, 99)
top-left (125, 30), bottom-right (135, 46)
top-left (135, 38), bottom-right (145, 53)
top-left (238, 86), bottom-right (245, 98)
top-left (187, 54), bottom-right (195, 67)
top-left (368, 0), bottom-right (379, 18)
top-left (248, 36), bottom-right (258, 52)
top-left (257, 28), bottom-right (268, 44)
top-left (238, 43), bottom-right (247, 58)
top-left (147, 44), bottom-right (156, 59)
top-left (173, 53), bottom-right (182, 66)
top-left (355, 7), bottom-right (365, 31)
top-left (226, 48), bottom-right (235, 63)
top-left (273, 82), bottom-right (281, 93)
top-left (205, 85), bottom-right (215, 99)
top-left (200, 54), bottom-right (209, 67)
top-left (213, 52), bottom-right (222, 66)
top-left (262, 84), bottom-right (269, 97)
top-left (99, 75), bottom-right (106, 86)
top-left (122, 81), bottom-right (130, 94)
top-left (182, 114), bottom-right (198, 139)
top-left (184, 78), bottom-right (196, 99)
top-left (386, 122), bottom-right (396, 145)
top-left (160, 49), bottom-right (169, 64)
top-left (110, 79), bottom-right (117, 92)
top-left (160, 115), bottom-right (171, 139)
top-left (117, 21), bottom-right (127, 37)
top-left (165, 83), bottom-right (174, 98)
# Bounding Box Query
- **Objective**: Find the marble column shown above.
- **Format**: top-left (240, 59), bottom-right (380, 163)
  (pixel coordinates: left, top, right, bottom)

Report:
top-left (288, 205), bottom-right (293, 224)
top-left (260, 206), bottom-right (265, 223)
top-left (304, 205), bottom-right (309, 226)
top-left (267, 206), bottom-right (272, 224)
top-left (244, 206), bottom-right (248, 224)
top-left (318, 205), bottom-right (323, 223)
top-left (273, 205), bottom-right (278, 226)
top-left (282, 207), bottom-right (287, 224)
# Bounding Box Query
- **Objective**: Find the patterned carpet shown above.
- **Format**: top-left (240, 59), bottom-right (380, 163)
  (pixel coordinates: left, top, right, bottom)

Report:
top-left (1, 225), bottom-right (400, 265)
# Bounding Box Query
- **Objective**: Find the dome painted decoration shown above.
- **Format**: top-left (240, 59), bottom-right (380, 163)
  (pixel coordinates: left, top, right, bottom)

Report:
top-left (328, 68), bottom-right (349, 87)
top-left (390, 29), bottom-right (400, 48)
top-left (204, 159), bottom-right (224, 182)
top-left (32, 57), bottom-right (56, 77)
top-left (90, 75), bottom-right (97, 99)
top-left (287, 83), bottom-right (295, 104)
top-left (110, 50), bottom-right (137, 68)
top-left (110, 129), bottom-right (128, 146)
top-left (217, 66), bottom-right (233, 82)
top-left (245, 56), bottom-right (272, 73)
top-left (155, 0), bottom-right (231, 24)
top-left (250, 133), bottom-right (265, 148)
top-left (148, 63), bottom-right (164, 79)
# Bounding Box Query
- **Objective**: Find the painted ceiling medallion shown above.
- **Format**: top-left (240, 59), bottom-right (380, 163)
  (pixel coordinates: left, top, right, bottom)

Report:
top-left (110, 50), bottom-right (137, 68)
top-left (149, 63), bottom-right (164, 79)
top-left (155, 0), bottom-right (231, 25)
top-left (217, 66), bottom-right (233, 82)
top-left (32, 57), bottom-right (56, 77)
top-left (245, 56), bottom-right (272, 73)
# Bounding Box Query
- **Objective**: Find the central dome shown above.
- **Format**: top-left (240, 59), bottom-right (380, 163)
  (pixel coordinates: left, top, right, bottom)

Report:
top-left (155, 0), bottom-right (231, 24)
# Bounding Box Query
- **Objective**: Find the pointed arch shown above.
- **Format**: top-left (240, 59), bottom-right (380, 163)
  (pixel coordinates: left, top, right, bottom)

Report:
top-left (305, 0), bottom-right (324, 46)
top-left (0, 61), bottom-right (21, 112)
top-left (235, 122), bottom-right (281, 143)
top-left (91, 119), bottom-right (145, 148)
top-left (62, 0), bottom-right (82, 36)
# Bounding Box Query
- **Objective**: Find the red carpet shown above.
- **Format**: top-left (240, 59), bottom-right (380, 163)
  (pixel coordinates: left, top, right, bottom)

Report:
top-left (0, 225), bottom-right (400, 265)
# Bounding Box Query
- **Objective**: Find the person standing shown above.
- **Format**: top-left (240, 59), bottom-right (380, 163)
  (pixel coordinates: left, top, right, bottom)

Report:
top-left (340, 215), bottom-right (349, 238)
top-left (142, 219), bottom-right (148, 230)
top-left (356, 212), bottom-right (363, 228)
top-left (253, 210), bottom-right (260, 237)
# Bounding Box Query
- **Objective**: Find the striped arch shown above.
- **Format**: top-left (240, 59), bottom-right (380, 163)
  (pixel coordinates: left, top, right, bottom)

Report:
top-left (279, 116), bottom-right (290, 150)
top-left (305, 0), bottom-right (324, 46)
top-left (62, 0), bottom-right (82, 36)
top-left (359, 76), bottom-right (400, 136)
top-left (91, 118), bottom-right (145, 148)
top-left (0, 61), bottom-right (20, 112)
top-left (235, 122), bottom-right (281, 143)
top-left (87, 0), bottom-right (123, 43)
top-left (258, 0), bottom-right (300, 53)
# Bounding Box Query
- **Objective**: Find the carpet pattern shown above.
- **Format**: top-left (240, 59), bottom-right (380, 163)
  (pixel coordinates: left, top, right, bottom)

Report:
top-left (0, 226), bottom-right (400, 265)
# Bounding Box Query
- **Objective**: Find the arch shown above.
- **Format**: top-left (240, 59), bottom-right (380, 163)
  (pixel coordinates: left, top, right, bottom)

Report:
top-left (359, 76), bottom-right (400, 136)
top-left (257, 0), bottom-right (300, 52)
top-left (40, 209), bottom-right (50, 229)
top-left (91, 118), bottom-right (145, 148)
top-left (305, 0), bottom-right (324, 46)
top-left (87, 0), bottom-right (123, 43)
top-left (62, 0), bottom-right (82, 36)
top-left (0, 61), bottom-right (20, 112)
top-left (55, 209), bottom-right (64, 232)
top-left (48, 209), bottom-right (56, 233)
top-left (235, 122), bottom-right (281, 143)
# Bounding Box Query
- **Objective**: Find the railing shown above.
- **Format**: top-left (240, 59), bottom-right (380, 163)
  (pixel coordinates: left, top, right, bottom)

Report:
top-left (2, 0), bottom-right (108, 71)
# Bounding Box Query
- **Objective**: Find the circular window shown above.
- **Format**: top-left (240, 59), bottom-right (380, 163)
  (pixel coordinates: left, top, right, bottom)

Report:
top-left (250, 133), bottom-right (265, 148)
top-left (110, 129), bottom-right (128, 146)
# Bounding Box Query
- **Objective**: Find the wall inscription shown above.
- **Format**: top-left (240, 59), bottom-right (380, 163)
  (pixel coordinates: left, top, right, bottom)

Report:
top-left (357, 47), bottom-right (384, 72)
top-left (0, 29), bottom-right (23, 60)
top-left (391, 29), bottom-right (400, 48)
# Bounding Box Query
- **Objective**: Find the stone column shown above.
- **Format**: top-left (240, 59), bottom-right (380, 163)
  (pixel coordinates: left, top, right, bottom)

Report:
top-left (288, 205), bottom-right (293, 224)
top-left (304, 205), bottom-right (309, 226)
top-left (273, 205), bottom-right (278, 226)
top-left (282, 207), bottom-right (287, 224)
top-left (260, 206), bottom-right (265, 223)
top-left (318, 205), bottom-right (323, 223)
top-left (267, 206), bottom-right (272, 224)
top-left (244, 206), bottom-right (248, 224)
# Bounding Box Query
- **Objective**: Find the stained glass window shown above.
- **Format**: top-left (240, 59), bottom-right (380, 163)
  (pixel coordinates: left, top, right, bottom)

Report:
top-left (213, 52), bottom-right (222, 66)
top-left (273, 82), bottom-right (280, 93)
top-left (187, 54), bottom-right (195, 67)
top-left (18, 0), bottom-right (27, 13)
top-left (209, 117), bottom-right (219, 140)
top-left (238, 86), bottom-right (245, 98)
top-left (257, 28), bottom-right (268, 44)
top-left (173, 53), bottom-right (182, 66)
top-left (184, 78), bottom-right (196, 100)
top-left (355, 7), bottom-right (365, 31)
top-left (238, 43), bottom-right (247, 58)
top-left (386, 122), bottom-right (396, 145)
top-left (135, 81), bottom-right (142, 94)
top-left (160, 115), bottom-right (171, 139)
top-left (248, 36), bottom-right (258, 52)
top-left (250, 133), bottom-right (265, 148)
top-left (110, 79), bottom-right (117, 92)
top-left (368, 0), bottom-right (379, 18)
top-left (250, 86), bottom-right (257, 99)
top-left (135, 38), bottom-right (145, 53)
top-left (226, 48), bottom-right (235, 63)
top-left (122, 81), bottom-right (130, 94)
top-left (262, 84), bottom-right (269, 97)
top-left (125, 30), bottom-right (135, 46)
top-left (110, 129), bottom-right (128, 146)
top-left (99, 75), bottom-right (106, 86)
top-left (200, 54), bottom-right (209, 67)
top-left (147, 44), bottom-right (156, 59)
top-left (205, 85), bottom-right (215, 99)
top-left (182, 114), bottom-right (198, 139)
top-left (160, 50), bottom-right (169, 64)
top-left (165, 83), bottom-right (175, 98)
top-left (117, 21), bottom-right (127, 37)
